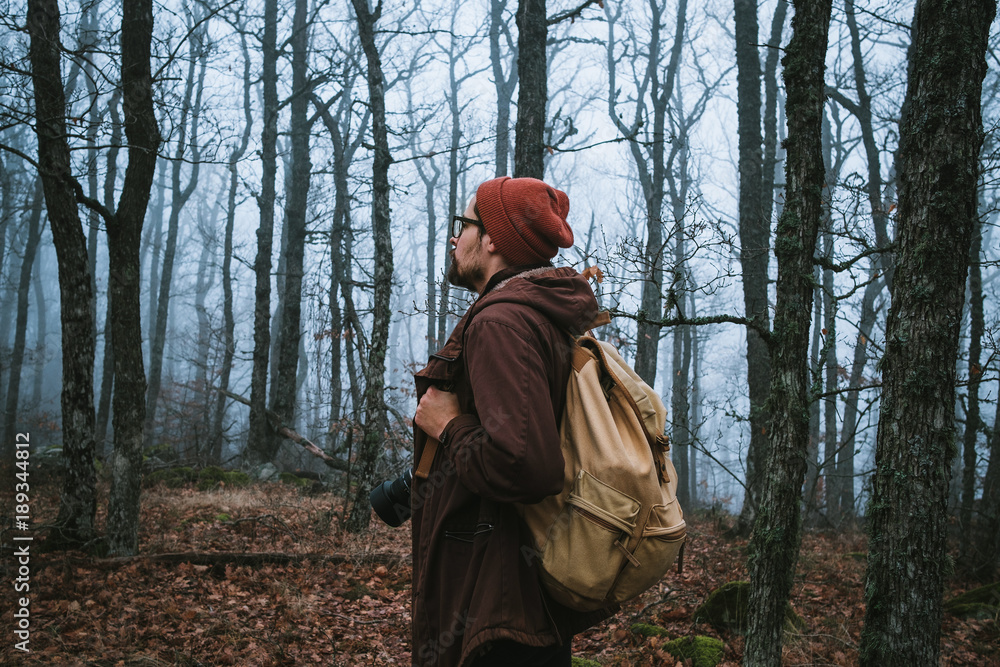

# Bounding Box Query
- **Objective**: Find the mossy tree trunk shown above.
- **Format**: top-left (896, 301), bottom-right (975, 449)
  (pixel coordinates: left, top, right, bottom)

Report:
top-left (744, 0), bottom-right (831, 664)
top-left (859, 0), bottom-right (995, 663)
top-left (27, 0), bottom-right (99, 549)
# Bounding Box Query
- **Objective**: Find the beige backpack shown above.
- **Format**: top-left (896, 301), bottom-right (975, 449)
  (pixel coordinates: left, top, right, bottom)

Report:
top-left (519, 329), bottom-right (686, 612)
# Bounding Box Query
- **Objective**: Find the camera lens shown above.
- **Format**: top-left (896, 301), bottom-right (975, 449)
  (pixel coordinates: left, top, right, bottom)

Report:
top-left (370, 469), bottom-right (413, 527)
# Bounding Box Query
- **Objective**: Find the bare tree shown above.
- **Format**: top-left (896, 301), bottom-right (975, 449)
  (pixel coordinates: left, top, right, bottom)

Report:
top-left (104, 0), bottom-right (161, 557)
top-left (346, 0), bottom-right (395, 534)
top-left (245, 0), bottom-right (280, 467)
top-left (744, 0), bottom-right (832, 662)
top-left (145, 10), bottom-right (208, 447)
top-left (731, 0), bottom-right (773, 537)
top-left (95, 89), bottom-right (122, 455)
top-left (860, 0), bottom-right (995, 660)
top-left (605, 0), bottom-right (687, 387)
top-left (26, 0), bottom-right (98, 549)
top-left (2, 179), bottom-right (44, 449)
top-left (975, 377), bottom-right (1000, 580)
top-left (490, 0), bottom-right (517, 176)
top-left (513, 0), bottom-right (547, 178)
top-left (268, 0), bottom-right (313, 460)
top-left (211, 26), bottom-right (253, 465)
top-left (958, 213), bottom-right (985, 567)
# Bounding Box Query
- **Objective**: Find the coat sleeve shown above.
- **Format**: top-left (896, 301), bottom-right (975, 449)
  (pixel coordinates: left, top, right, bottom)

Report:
top-left (440, 316), bottom-right (565, 504)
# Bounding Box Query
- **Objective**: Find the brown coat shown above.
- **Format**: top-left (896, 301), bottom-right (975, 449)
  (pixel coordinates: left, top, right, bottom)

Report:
top-left (410, 266), bottom-right (613, 667)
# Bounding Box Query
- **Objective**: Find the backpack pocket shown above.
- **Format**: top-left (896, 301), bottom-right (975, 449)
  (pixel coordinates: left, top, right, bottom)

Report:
top-left (541, 470), bottom-right (640, 606)
top-left (613, 502), bottom-right (686, 603)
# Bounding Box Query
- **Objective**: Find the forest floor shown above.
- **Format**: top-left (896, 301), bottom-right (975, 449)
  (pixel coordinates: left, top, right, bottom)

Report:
top-left (1, 469), bottom-right (998, 666)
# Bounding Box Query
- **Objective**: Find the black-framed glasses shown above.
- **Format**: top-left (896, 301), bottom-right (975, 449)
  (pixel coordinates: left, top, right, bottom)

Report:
top-left (451, 215), bottom-right (483, 239)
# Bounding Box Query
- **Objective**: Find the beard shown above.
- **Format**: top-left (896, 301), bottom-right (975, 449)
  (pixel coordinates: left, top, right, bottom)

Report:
top-left (447, 250), bottom-right (485, 292)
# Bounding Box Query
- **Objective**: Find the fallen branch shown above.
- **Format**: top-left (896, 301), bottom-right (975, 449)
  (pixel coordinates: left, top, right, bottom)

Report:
top-left (221, 389), bottom-right (349, 472)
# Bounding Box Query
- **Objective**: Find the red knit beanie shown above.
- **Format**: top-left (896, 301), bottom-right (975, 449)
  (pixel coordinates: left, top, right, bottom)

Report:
top-left (476, 177), bottom-right (574, 264)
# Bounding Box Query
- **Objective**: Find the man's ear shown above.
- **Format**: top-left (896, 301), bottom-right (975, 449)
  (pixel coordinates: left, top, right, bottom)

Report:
top-left (482, 233), bottom-right (498, 254)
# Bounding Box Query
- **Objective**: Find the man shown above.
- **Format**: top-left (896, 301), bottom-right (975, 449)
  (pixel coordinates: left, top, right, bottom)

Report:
top-left (411, 176), bottom-right (612, 667)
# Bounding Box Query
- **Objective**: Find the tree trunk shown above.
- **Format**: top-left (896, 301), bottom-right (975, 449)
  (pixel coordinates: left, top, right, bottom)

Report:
top-left (192, 215), bottom-right (216, 456)
top-left (845, 0), bottom-right (893, 291)
top-left (821, 230), bottom-right (838, 526)
top-left (3, 180), bottom-right (44, 451)
top-left (490, 0), bottom-right (517, 176)
top-left (761, 0), bottom-right (788, 228)
top-left (513, 0), bottom-right (546, 179)
top-left (416, 154), bottom-right (441, 354)
top-left (347, 0), bottom-right (394, 534)
top-left (145, 31), bottom-right (206, 446)
top-left (105, 0), bottom-right (160, 557)
top-left (316, 93), bottom-right (353, 442)
top-left (958, 216), bottom-right (983, 569)
top-left (859, 0), bottom-right (994, 662)
top-left (246, 0), bottom-right (280, 467)
top-left (315, 86), bottom-right (368, 428)
top-left (805, 275), bottom-right (822, 517)
top-left (837, 271), bottom-right (879, 520)
top-left (144, 162), bottom-right (166, 343)
top-left (212, 30), bottom-right (253, 466)
top-left (27, 0), bottom-right (99, 549)
top-left (438, 27), bottom-right (466, 349)
top-left (605, 0), bottom-right (686, 388)
top-left (733, 0), bottom-right (773, 537)
top-left (31, 254), bottom-right (46, 410)
top-left (668, 124), bottom-right (692, 510)
top-left (973, 377), bottom-right (1000, 581)
top-left (95, 89), bottom-right (122, 457)
top-left (269, 0), bottom-right (313, 460)
top-left (689, 290), bottom-right (700, 506)
top-left (744, 0), bottom-right (831, 663)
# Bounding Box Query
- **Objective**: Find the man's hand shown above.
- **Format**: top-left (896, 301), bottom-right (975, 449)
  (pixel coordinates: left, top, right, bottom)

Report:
top-left (414, 386), bottom-right (461, 442)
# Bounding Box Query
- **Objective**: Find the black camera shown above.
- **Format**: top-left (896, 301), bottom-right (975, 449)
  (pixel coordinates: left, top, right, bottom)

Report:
top-left (370, 469), bottom-right (413, 527)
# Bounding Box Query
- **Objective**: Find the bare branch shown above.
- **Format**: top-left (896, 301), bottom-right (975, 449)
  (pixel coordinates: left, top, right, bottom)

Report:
top-left (548, 0), bottom-right (603, 25)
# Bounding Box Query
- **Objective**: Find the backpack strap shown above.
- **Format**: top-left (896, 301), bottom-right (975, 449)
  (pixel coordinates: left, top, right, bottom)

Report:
top-left (583, 310), bottom-right (612, 332)
top-left (577, 336), bottom-right (672, 484)
top-left (415, 309), bottom-right (612, 481)
top-left (415, 438), bottom-right (438, 480)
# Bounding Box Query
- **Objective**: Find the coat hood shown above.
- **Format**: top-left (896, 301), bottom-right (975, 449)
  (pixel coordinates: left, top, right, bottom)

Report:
top-left (473, 265), bottom-right (600, 336)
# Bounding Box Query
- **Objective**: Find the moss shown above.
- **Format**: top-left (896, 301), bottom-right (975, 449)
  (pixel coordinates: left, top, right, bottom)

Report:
top-left (571, 658), bottom-right (601, 667)
top-left (145, 443), bottom-right (178, 463)
top-left (944, 582), bottom-right (1000, 616)
top-left (279, 472), bottom-right (312, 488)
top-left (215, 513), bottom-right (231, 522)
top-left (664, 635), bottom-right (725, 667)
top-left (222, 471), bottom-right (250, 487)
top-left (693, 581), bottom-right (803, 634)
top-left (144, 466), bottom-right (197, 488)
top-left (198, 466), bottom-right (226, 482)
top-left (196, 467), bottom-right (249, 491)
top-left (693, 581), bottom-right (750, 632)
top-left (946, 602), bottom-right (998, 620)
top-left (630, 622), bottom-right (670, 638)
